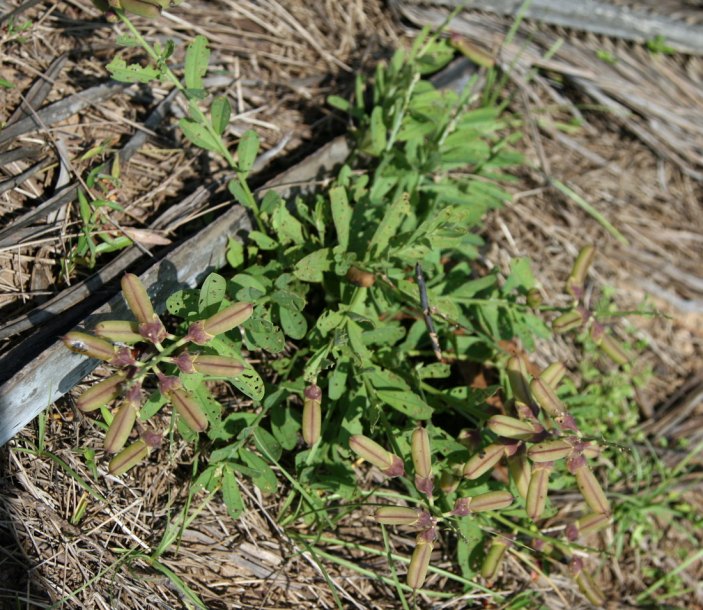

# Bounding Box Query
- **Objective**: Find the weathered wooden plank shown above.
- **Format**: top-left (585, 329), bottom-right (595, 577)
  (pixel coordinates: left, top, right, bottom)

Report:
top-left (0, 135), bottom-right (351, 447)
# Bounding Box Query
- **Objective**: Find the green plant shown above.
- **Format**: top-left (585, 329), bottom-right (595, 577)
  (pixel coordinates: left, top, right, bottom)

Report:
top-left (61, 9), bottom-right (643, 604)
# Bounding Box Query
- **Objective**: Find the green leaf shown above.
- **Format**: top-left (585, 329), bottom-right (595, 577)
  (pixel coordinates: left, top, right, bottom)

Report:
top-left (328, 363), bottom-right (348, 401)
top-left (417, 363), bottom-right (451, 379)
top-left (210, 96), bottom-right (231, 135)
top-left (271, 201), bottom-right (305, 246)
top-left (329, 186), bottom-right (352, 251)
top-left (363, 105), bottom-right (386, 156)
top-left (243, 318), bottom-right (286, 353)
top-left (184, 34), bottom-right (210, 91)
top-left (376, 389), bottom-right (433, 419)
top-left (278, 306), bottom-right (307, 340)
top-left (316, 309), bottom-right (344, 337)
top-left (270, 289), bottom-right (305, 312)
top-left (503, 256), bottom-right (536, 293)
top-left (198, 272), bottom-right (227, 314)
top-left (248, 230), bottom-right (279, 250)
top-left (293, 248), bottom-right (333, 282)
top-left (222, 466), bottom-right (244, 519)
top-left (179, 118), bottom-right (222, 153)
top-left (192, 465), bottom-right (220, 493)
top-left (270, 398), bottom-right (299, 451)
top-left (237, 130), bottom-right (259, 175)
top-left (166, 288), bottom-right (199, 318)
top-left (369, 192), bottom-right (410, 257)
top-left (140, 391), bottom-right (167, 420)
top-left (106, 58), bottom-right (160, 83)
top-left (238, 448), bottom-right (277, 493)
top-left (232, 367), bottom-right (265, 401)
top-left (327, 95), bottom-right (350, 112)
top-left (226, 237), bottom-right (245, 269)
top-left (253, 426), bottom-right (283, 462)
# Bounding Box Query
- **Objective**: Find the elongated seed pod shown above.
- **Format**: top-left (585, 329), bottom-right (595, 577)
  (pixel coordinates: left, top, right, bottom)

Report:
top-left (94, 320), bottom-right (143, 344)
top-left (170, 389), bottom-right (208, 432)
top-left (192, 355), bottom-right (245, 377)
top-left (302, 384), bottom-right (322, 446)
top-left (571, 460), bottom-right (611, 515)
top-left (597, 333), bottom-right (630, 366)
top-left (565, 511), bottom-right (612, 541)
top-left (203, 302), bottom-right (253, 336)
top-left (540, 362), bottom-right (567, 389)
top-left (530, 378), bottom-right (567, 417)
top-left (104, 401), bottom-right (138, 453)
top-left (506, 355), bottom-right (531, 405)
top-left (507, 449), bottom-right (531, 499)
top-left (121, 273), bottom-right (154, 325)
top-left (487, 415), bottom-right (544, 440)
top-left (76, 373), bottom-right (125, 412)
top-left (119, 0), bottom-right (162, 18)
top-left (63, 331), bottom-right (116, 361)
top-left (374, 506), bottom-right (422, 526)
top-left (528, 439), bottom-right (574, 463)
top-left (570, 557), bottom-right (606, 606)
top-left (481, 535), bottom-right (514, 580)
top-left (566, 245), bottom-right (595, 299)
top-left (453, 491), bottom-right (513, 516)
top-left (463, 443), bottom-right (505, 480)
top-left (552, 309), bottom-right (586, 334)
top-left (411, 427), bottom-right (433, 495)
top-left (349, 435), bottom-right (404, 477)
top-left (109, 440), bottom-right (151, 476)
top-left (407, 539), bottom-right (433, 590)
top-left (526, 461), bottom-right (553, 521)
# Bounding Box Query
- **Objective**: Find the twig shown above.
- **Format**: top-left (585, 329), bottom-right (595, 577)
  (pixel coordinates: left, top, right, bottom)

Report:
top-left (415, 263), bottom-right (444, 363)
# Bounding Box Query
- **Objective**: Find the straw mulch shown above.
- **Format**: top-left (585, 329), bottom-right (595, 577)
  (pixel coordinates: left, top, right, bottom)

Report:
top-left (1, 0), bottom-right (702, 608)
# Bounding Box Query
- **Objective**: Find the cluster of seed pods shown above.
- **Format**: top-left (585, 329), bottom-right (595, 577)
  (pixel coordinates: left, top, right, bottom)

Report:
top-left (350, 429), bottom-right (513, 591)
top-left (63, 273), bottom-right (252, 475)
top-left (552, 245), bottom-right (630, 366)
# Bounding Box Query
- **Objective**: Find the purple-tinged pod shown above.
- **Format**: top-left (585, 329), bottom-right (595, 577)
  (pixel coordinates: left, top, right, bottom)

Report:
top-left (110, 346), bottom-right (137, 368)
top-left (540, 362), bottom-right (567, 389)
top-left (566, 245), bottom-right (595, 300)
top-left (462, 443), bottom-right (505, 480)
top-left (374, 506), bottom-right (423, 526)
top-left (555, 413), bottom-right (579, 432)
top-left (302, 384), bottom-right (322, 446)
top-left (108, 440), bottom-right (151, 476)
top-left (76, 373), bottom-right (126, 412)
top-left (157, 371), bottom-right (182, 395)
top-left (170, 388), bottom-right (208, 433)
top-left (480, 534), bottom-right (514, 580)
top-left (185, 302), bottom-right (253, 345)
top-left (569, 457), bottom-right (611, 515)
top-left (452, 491), bottom-right (513, 516)
top-left (457, 428), bottom-right (481, 452)
top-left (104, 401), bottom-right (138, 453)
top-left (570, 557), bottom-right (606, 606)
top-left (192, 354), bottom-right (245, 378)
top-left (94, 320), bottom-right (143, 344)
top-left (526, 461), bottom-right (554, 521)
top-left (407, 538), bottom-right (433, 591)
top-left (507, 448), bottom-right (531, 499)
top-left (565, 511), bottom-right (612, 541)
top-left (411, 427), bottom-right (433, 496)
top-left (529, 378), bottom-right (567, 418)
top-left (172, 351), bottom-right (196, 374)
top-left (139, 317), bottom-right (167, 345)
top-left (552, 309), bottom-right (587, 334)
top-left (527, 439), bottom-right (574, 463)
top-left (349, 435), bottom-right (404, 478)
top-left (121, 273), bottom-right (155, 325)
top-left (514, 401), bottom-right (538, 421)
top-left (487, 415), bottom-right (544, 441)
top-left (506, 355), bottom-right (532, 405)
top-left (63, 331), bottom-right (116, 362)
